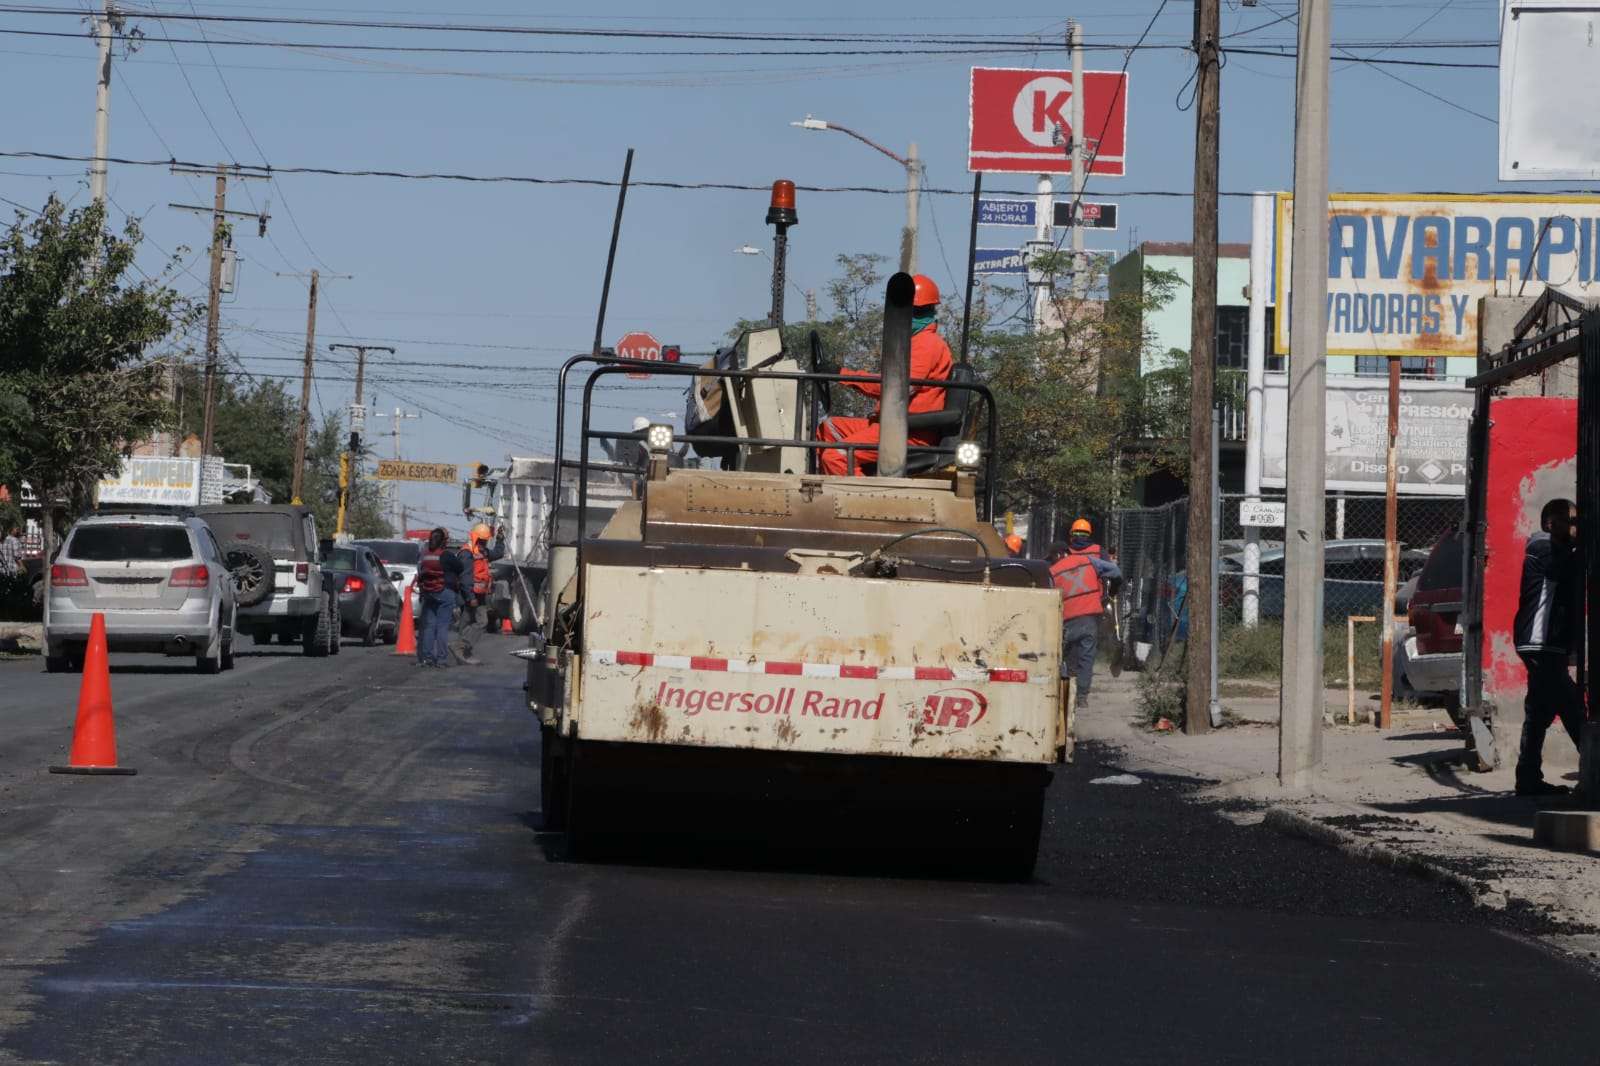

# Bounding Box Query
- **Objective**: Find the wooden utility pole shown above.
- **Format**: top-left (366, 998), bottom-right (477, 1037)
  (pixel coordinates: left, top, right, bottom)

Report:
top-left (328, 343), bottom-right (393, 534)
top-left (169, 164), bottom-right (269, 457)
top-left (1184, 0), bottom-right (1221, 735)
top-left (290, 269), bottom-right (319, 504)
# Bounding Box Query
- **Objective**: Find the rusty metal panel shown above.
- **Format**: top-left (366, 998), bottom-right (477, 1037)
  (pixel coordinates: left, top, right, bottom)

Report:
top-left (576, 563), bottom-right (1061, 763)
top-left (832, 492), bottom-right (937, 523)
top-left (685, 482), bottom-right (792, 517)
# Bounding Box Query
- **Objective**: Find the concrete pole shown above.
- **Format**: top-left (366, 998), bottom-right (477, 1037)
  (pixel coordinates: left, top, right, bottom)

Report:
top-left (1032, 174), bottom-right (1052, 331)
top-left (1070, 21), bottom-right (1087, 300)
top-left (1243, 193), bottom-right (1272, 628)
top-left (1279, 0), bottom-right (1332, 790)
top-left (1184, 0), bottom-right (1221, 735)
top-left (199, 165), bottom-right (227, 457)
top-left (290, 270), bottom-right (319, 505)
top-left (1379, 357), bottom-right (1401, 729)
top-left (89, 1), bottom-right (113, 208)
top-left (902, 142), bottom-right (919, 275)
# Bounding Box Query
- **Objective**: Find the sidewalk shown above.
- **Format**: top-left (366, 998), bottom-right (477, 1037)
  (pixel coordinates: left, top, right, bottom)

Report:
top-left (1078, 671), bottom-right (1600, 947)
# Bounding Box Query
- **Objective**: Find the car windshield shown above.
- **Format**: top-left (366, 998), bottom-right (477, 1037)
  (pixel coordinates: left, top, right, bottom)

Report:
top-left (324, 547), bottom-right (363, 571)
top-left (357, 540), bottom-right (420, 566)
top-left (67, 525), bottom-right (191, 561)
top-left (202, 512), bottom-right (300, 556)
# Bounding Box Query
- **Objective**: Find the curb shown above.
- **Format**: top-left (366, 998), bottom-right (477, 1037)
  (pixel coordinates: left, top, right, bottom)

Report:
top-left (1261, 805), bottom-right (1490, 903)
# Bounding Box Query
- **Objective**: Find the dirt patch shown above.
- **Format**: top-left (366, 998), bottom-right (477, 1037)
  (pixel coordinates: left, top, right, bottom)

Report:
top-left (628, 699), bottom-right (668, 742)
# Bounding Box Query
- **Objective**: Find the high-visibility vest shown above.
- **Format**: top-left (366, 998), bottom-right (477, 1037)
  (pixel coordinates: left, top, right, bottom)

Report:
top-left (417, 549), bottom-right (446, 594)
top-left (1050, 554), bottom-right (1103, 621)
top-left (1068, 542), bottom-right (1103, 559)
top-left (469, 547), bottom-right (492, 595)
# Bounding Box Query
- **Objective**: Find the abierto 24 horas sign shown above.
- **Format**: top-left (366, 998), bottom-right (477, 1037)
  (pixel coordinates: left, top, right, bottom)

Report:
top-left (1274, 193), bottom-right (1600, 358)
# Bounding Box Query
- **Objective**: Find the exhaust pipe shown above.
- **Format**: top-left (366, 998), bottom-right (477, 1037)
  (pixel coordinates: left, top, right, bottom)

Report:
top-left (877, 271), bottom-right (915, 478)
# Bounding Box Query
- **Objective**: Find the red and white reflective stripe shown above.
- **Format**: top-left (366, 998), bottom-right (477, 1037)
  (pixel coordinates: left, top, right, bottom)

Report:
top-left (589, 650), bottom-right (1040, 684)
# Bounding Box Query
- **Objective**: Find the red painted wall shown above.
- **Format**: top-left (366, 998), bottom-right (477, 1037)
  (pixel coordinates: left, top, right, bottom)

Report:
top-left (1482, 397), bottom-right (1577, 705)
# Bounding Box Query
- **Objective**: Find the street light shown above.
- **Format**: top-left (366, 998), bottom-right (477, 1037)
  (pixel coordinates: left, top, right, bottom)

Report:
top-left (791, 114), bottom-right (919, 274)
top-left (734, 245), bottom-right (815, 320)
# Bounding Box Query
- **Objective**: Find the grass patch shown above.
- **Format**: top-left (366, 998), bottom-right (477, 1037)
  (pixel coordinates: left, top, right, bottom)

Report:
top-left (1218, 620), bottom-right (1384, 689)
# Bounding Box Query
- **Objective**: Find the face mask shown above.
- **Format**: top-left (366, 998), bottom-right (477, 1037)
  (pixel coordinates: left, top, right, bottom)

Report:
top-left (912, 311), bottom-right (937, 333)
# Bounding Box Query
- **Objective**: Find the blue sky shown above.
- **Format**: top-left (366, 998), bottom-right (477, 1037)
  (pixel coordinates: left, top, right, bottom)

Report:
top-left (0, 0), bottom-right (1512, 529)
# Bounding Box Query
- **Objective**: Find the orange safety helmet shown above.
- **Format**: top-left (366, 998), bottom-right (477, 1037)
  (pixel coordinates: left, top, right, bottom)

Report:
top-left (1070, 518), bottom-right (1093, 536)
top-left (912, 274), bottom-right (940, 307)
top-left (469, 522), bottom-right (493, 546)
top-left (1003, 534), bottom-right (1024, 555)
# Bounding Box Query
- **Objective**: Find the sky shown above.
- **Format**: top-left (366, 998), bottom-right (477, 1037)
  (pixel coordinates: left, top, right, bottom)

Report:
top-left (0, 0), bottom-right (1516, 532)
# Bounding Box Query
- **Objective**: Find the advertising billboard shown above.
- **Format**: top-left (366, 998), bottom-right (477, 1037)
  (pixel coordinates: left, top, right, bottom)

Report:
top-left (97, 458), bottom-right (202, 507)
top-left (1273, 192), bottom-right (1600, 357)
top-left (1260, 373), bottom-right (1473, 496)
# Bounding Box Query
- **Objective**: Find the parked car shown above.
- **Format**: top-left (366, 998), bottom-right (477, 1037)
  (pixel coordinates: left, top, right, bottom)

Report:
top-left (43, 513), bottom-right (237, 674)
top-left (354, 538), bottom-right (421, 616)
top-left (1397, 529), bottom-right (1465, 707)
top-left (1217, 539), bottom-right (1431, 620)
top-left (322, 544), bottom-right (403, 646)
top-left (196, 504), bottom-right (339, 657)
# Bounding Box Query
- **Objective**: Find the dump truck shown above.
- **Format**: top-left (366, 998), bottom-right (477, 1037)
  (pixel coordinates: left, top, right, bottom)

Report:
top-left (523, 184), bottom-right (1066, 877)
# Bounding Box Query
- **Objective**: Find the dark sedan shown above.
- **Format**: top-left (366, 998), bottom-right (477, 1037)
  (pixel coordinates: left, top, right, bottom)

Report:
top-left (322, 545), bottom-right (403, 646)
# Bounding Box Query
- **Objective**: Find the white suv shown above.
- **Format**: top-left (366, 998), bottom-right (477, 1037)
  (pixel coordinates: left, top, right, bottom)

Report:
top-left (44, 513), bottom-right (238, 673)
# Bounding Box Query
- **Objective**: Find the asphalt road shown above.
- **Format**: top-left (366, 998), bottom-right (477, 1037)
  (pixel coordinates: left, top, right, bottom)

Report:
top-left (1, 635), bottom-right (1596, 1065)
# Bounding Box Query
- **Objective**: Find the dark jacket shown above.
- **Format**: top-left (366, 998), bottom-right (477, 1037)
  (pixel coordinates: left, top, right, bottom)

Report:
top-left (1514, 532), bottom-right (1578, 655)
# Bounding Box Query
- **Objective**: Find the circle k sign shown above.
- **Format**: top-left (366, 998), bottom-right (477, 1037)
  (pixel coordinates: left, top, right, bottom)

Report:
top-left (968, 66), bottom-right (1129, 176)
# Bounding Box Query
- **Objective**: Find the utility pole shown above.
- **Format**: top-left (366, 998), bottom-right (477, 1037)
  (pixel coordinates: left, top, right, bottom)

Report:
top-left (328, 343), bottom-right (393, 536)
top-left (1184, 0), bottom-right (1221, 735)
top-left (169, 165), bottom-right (269, 457)
top-left (89, 1), bottom-right (120, 207)
top-left (903, 142), bottom-right (920, 274)
top-left (289, 270), bottom-right (319, 505)
top-left (384, 407), bottom-right (421, 532)
top-left (1069, 21), bottom-right (1088, 300)
top-left (1279, 0), bottom-right (1332, 789)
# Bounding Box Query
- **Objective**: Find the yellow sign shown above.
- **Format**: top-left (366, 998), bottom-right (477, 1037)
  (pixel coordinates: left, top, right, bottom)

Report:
top-left (374, 460), bottom-right (459, 484)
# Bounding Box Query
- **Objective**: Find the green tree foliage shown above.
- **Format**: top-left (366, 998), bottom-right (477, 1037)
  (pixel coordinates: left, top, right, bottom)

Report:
top-left (968, 259), bottom-right (1191, 517)
top-left (176, 369), bottom-right (298, 503)
top-left (301, 413), bottom-right (392, 539)
top-left (0, 197), bottom-right (196, 551)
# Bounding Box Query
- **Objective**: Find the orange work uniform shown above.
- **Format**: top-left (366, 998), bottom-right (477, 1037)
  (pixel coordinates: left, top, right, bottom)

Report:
top-left (816, 323), bottom-right (953, 476)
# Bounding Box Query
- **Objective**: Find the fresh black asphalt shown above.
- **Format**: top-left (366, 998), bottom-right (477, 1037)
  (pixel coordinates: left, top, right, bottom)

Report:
top-left (0, 640), bottom-right (1595, 1064)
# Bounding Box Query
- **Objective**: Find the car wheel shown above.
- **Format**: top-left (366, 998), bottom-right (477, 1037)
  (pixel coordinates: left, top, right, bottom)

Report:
top-left (225, 543), bottom-right (277, 608)
top-left (511, 584), bottom-right (533, 635)
top-left (196, 634), bottom-right (222, 674)
top-left (362, 611), bottom-right (381, 647)
top-left (221, 636), bottom-right (235, 671)
top-left (252, 630), bottom-right (274, 647)
top-left (329, 600), bottom-right (343, 655)
top-left (44, 655), bottom-right (69, 674)
top-left (303, 604), bottom-right (331, 657)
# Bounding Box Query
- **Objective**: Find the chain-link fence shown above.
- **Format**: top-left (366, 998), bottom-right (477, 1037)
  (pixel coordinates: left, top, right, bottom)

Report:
top-left (1107, 492), bottom-right (1464, 694)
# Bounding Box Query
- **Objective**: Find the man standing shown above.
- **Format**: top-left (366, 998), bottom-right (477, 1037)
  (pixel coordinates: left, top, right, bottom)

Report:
top-left (1513, 498), bottom-right (1584, 797)
top-left (1049, 540), bottom-right (1120, 709)
top-left (450, 523), bottom-right (506, 666)
top-left (816, 274), bottom-right (953, 477)
top-left (0, 524), bottom-right (22, 578)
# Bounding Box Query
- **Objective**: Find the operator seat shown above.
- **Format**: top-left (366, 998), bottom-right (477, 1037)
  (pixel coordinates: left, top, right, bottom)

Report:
top-left (904, 362), bottom-right (980, 476)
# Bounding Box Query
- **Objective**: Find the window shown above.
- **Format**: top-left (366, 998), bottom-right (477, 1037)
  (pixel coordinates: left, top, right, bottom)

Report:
top-left (1215, 306), bottom-right (1249, 370)
top-left (357, 540), bottom-right (421, 565)
top-left (1355, 355), bottom-right (1441, 378)
top-left (67, 525), bottom-right (192, 562)
top-left (325, 547), bottom-right (362, 571)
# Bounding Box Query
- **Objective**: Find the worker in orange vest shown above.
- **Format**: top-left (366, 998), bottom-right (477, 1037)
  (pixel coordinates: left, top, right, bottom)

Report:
top-left (1049, 539), bottom-right (1120, 709)
top-left (1066, 517), bottom-right (1103, 559)
top-left (815, 274), bottom-right (953, 476)
top-left (449, 522), bottom-right (506, 666)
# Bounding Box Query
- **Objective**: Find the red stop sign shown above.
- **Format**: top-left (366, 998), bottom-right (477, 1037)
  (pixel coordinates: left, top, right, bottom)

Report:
top-left (616, 330), bottom-right (661, 380)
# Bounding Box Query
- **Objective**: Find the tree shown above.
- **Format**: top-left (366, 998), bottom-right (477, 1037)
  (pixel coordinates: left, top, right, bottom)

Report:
top-left (177, 369), bottom-right (299, 503)
top-left (301, 413), bottom-right (391, 539)
top-left (0, 197), bottom-right (196, 555)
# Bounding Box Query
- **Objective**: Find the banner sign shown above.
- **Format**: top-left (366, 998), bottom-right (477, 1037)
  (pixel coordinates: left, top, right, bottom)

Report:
top-left (974, 247), bottom-right (1029, 275)
top-left (1274, 192), bottom-right (1600, 357)
top-left (1260, 373), bottom-right (1473, 496)
top-left (374, 460), bottom-right (459, 484)
top-left (97, 458), bottom-right (202, 506)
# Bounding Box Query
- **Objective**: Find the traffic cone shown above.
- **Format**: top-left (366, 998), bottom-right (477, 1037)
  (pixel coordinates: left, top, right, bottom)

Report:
top-left (394, 582), bottom-right (417, 656)
top-left (500, 617), bottom-right (513, 635)
top-left (50, 613), bottom-right (136, 776)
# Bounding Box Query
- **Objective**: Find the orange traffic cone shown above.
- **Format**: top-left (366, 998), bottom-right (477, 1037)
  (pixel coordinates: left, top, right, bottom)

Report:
top-left (50, 613), bottom-right (136, 776)
top-left (394, 582), bottom-right (417, 656)
top-left (500, 616), bottom-right (513, 635)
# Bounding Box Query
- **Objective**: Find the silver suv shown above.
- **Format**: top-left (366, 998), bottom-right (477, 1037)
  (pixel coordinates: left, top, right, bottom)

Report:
top-left (43, 514), bottom-right (238, 674)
